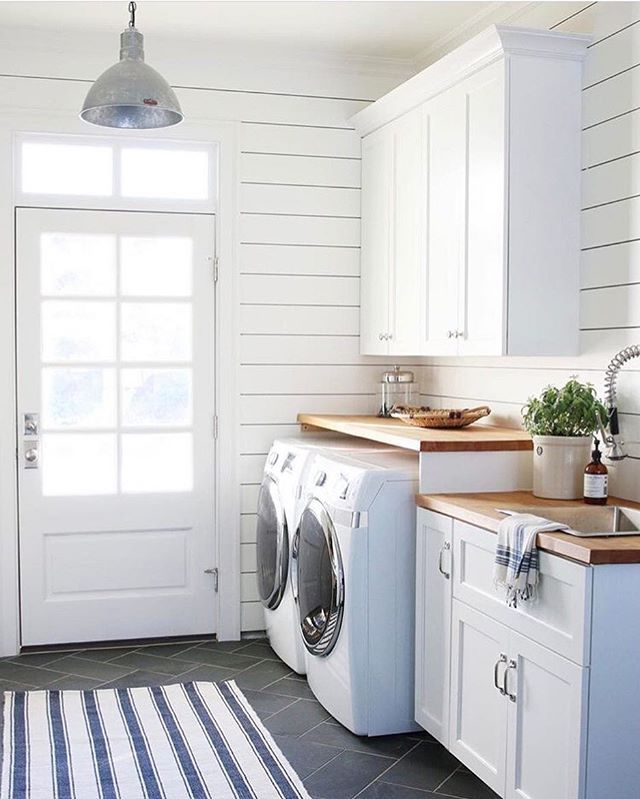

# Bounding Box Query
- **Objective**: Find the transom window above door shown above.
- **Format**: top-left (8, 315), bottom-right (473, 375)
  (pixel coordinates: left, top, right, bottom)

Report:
top-left (15, 133), bottom-right (217, 212)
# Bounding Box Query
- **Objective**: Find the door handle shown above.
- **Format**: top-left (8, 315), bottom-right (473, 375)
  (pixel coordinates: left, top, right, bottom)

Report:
top-left (503, 659), bottom-right (517, 702)
top-left (493, 653), bottom-right (507, 695)
top-left (437, 541), bottom-right (451, 579)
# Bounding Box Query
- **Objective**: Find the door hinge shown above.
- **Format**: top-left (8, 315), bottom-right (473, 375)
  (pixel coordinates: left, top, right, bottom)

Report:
top-left (213, 415), bottom-right (219, 439)
top-left (212, 255), bottom-right (219, 283)
top-left (204, 567), bottom-right (219, 592)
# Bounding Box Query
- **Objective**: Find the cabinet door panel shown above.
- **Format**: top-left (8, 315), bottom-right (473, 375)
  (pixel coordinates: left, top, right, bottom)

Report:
top-left (459, 62), bottom-right (506, 356)
top-left (389, 109), bottom-right (426, 355)
top-left (423, 91), bottom-right (465, 354)
top-left (506, 631), bottom-right (587, 799)
top-left (450, 601), bottom-right (508, 795)
top-left (360, 129), bottom-right (391, 355)
top-left (415, 508), bottom-right (452, 744)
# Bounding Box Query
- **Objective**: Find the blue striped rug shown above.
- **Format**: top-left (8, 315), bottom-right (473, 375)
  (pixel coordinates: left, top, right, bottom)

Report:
top-left (1, 680), bottom-right (311, 799)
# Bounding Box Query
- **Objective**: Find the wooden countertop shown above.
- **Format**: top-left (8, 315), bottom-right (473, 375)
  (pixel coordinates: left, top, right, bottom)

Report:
top-left (416, 491), bottom-right (640, 565)
top-left (297, 414), bottom-right (533, 453)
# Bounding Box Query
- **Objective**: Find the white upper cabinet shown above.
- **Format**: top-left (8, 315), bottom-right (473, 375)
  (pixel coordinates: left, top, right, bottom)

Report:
top-left (352, 25), bottom-right (590, 357)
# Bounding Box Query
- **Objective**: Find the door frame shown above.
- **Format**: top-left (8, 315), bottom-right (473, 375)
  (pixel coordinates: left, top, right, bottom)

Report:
top-left (0, 99), bottom-right (241, 656)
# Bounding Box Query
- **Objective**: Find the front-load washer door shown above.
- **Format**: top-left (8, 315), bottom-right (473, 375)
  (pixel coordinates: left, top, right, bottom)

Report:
top-left (296, 498), bottom-right (344, 656)
top-left (256, 475), bottom-right (288, 610)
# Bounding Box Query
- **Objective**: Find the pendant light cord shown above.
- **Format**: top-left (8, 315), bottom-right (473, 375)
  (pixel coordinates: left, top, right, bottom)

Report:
top-left (128, 1), bottom-right (137, 28)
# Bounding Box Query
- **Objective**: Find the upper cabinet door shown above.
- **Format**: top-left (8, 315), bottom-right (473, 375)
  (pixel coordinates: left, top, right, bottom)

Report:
top-left (388, 109), bottom-right (427, 356)
top-left (458, 62), bottom-right (507, 356)
top-left (360, 128), bottom-right (392, 355)
top-left (422, 90), bottom-right (465, 355)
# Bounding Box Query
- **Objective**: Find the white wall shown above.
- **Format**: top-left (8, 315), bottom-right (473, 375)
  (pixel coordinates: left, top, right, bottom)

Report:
top-left (418, 1), bottom-right (640, 504)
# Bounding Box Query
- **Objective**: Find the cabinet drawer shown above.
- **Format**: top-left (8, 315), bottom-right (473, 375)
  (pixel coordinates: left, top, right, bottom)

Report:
top-left (453, 520), bottom-right (591, 665)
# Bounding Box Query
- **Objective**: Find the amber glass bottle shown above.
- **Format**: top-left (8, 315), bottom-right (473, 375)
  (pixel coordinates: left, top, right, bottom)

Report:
top-left (583, 438), bottom-right (608, 505)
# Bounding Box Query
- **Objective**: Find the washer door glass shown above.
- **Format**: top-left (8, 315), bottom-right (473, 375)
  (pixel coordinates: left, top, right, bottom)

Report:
top-left (256, 475), bottom-right (288, 610)
top-left (296, 498), bottom-right (344, 656)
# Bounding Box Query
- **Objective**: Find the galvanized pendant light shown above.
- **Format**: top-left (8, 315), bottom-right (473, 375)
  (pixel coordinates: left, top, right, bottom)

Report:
top-left (80, 2), bottom-right (183, 129)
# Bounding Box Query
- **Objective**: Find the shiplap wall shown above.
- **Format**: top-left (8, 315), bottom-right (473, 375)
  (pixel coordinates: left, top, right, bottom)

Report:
top-left (419, 1), bottom-right (640, 504)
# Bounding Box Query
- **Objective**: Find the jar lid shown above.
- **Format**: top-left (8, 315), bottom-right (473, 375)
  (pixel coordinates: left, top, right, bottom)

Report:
top-left (381, 365), bottom-right (415, 383)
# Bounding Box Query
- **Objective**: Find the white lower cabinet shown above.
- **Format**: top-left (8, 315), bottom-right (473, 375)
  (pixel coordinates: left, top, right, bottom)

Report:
top-left (416, 508), bottom-right (591, 799)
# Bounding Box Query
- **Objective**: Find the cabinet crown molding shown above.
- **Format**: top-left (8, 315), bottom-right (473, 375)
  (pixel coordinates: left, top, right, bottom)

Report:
top-left (350, 24), bottom-right (591, 137)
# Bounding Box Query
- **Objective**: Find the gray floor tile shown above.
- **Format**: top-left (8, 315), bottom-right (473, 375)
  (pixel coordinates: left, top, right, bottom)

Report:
top-left (234, 641), bottom-right (282, 660)
top-left (190, 639), bottom-right (253, 655)
top-left (135, 642), bottom-right (203, 658)
top-left (435, 768), bottom-right (499, 799)
top-left (0, 679), bottom-right (33, 692)
top-left (172, 647), bottom-right (261, 671)
top-left (263, 698), bottom-right (330, 736)
top-left (237, 689), bottom-right (298, 720)
top-left (382, 742), bottom-right (460, 792)
top-left (263, 676), bottom-right (315, 699)
top-left (51, 655), bottom-right (134, 682)
top-left (177, 663), bottom-right (239, 683)
top-left (70, 647), bottom-right (138, 663)
top-left (304, 750), bottom-right (393, 799)
top-left (47, 675), bottom-right (106, 691)
top-left (233, 659), bottom-right (293, 690)
top-left (100, 671), bottom-right (178, 690)
top-left (5, 651), bottom-right (70, 668)
top-left (357, 782), bottom-right (438, 798)
top-left (302, 721), bottom-right (418, 759)
top-left (273, 735), bottom-right (342, 779)
top-left (110, 651), bottom-right (197, 676)
top-left (0, 662), bottom-right (65, 688)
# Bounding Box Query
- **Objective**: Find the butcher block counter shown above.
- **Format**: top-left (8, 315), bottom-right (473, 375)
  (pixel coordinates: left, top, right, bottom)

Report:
top-left (297, 414), bottom-right (533, 453)
top-left (417, 491), bottom-right (640, 565)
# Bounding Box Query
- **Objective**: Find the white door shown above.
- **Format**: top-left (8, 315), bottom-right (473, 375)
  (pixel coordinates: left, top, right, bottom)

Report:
top-left (449, 601), bottom-right (509, 795)
top-left (16, 208), bottom-right (217, 646)
top-left (360, 127), bottom-right (391, 355)
top-left (423, 89), bottom-right (465, 354)
top-left (415, 508), bottom-right (452, 745)
top-left (388, 108), bottom-right (427, 356)
top-left (505, 631), bottom-right (587, 799)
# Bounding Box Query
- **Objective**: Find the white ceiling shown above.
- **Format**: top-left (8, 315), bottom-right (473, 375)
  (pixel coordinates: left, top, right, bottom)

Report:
top-left (0, 0), bottom-right (538, 64)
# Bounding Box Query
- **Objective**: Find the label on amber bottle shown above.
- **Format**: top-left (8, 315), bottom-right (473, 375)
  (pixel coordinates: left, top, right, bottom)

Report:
top-left (584, 474), bottom-right (608, 499)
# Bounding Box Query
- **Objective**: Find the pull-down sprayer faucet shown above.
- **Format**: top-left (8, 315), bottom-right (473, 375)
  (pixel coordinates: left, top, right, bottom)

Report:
top-left (599, 345), bottom-right (640, 461)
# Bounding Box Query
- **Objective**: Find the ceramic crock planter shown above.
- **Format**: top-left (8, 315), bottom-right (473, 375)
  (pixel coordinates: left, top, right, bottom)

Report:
top-left (532, 435), bottom-right (592, 500)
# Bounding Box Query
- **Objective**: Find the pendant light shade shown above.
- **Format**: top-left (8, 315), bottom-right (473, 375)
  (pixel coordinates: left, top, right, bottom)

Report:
top-left (80, 2), bottom-right (183, 129)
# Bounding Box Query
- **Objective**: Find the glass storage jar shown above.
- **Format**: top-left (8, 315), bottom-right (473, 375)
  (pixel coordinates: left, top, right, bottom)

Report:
top-left (378, 366), bottom-right (418, 417)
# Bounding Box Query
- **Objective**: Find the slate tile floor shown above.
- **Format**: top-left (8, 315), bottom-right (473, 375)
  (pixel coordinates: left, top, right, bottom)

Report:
top-left (0, 637), bottom-right (497, 799)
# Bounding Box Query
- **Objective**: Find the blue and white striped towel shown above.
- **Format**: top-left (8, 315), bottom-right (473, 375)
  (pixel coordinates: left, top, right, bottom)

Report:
top-left (494, 514), bottom-right (569, 607)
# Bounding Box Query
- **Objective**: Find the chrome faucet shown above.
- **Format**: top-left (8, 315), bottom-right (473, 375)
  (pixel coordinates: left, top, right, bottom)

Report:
top-left (599, 345), bottom-right (640, 461)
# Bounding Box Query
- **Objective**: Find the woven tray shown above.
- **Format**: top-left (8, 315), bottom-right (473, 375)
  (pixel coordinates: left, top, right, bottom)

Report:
top-left (390, 404), bottom-right (492, 429)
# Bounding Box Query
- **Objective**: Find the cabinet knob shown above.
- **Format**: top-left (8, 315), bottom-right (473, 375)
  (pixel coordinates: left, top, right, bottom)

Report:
top-left (388, 333), bottom-right (393, 341)
top-left (456, 330), bottom-right (464, 338)
top-left (447, 330), bottom-right (454, 339)
top-left (379, 333), bottom-right (384, 341)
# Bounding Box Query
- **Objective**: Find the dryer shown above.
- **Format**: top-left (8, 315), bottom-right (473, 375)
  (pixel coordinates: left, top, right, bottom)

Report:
top-left (256, 434), bottom-right (398, 674)
top-left (293, 449), bottom-right (419, 735)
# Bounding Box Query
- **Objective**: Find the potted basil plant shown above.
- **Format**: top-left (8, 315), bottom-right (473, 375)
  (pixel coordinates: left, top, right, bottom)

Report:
top-left (522, 379), bottom-right (607, 499)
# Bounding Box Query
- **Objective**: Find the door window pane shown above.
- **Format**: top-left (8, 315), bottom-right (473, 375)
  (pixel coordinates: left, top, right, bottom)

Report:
top-left (120, 303), bottom-right (192, 362)
top-left (41, 301), bottom-right (116, 362)
top-left (42, 368), bottom-right (116, 429)
top-left (121, 148), bottom-right (209, 200)
top-left (120, 236), bottom-right (193, 297)
top-left (121, 369), bottom-right (192, 427)
top-left (42, 433), bottom-right (117, 495)
top-left (121, 432), bottom-right (193, 492)
top-left (21, 141), bottom-right (113, 196)
top-left (41, 233), bottom-right (116, 296)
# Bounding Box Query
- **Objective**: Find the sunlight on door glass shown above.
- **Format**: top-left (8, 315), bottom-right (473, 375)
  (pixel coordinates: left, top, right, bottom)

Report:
top-left (120, 148), bottom-right (209, 200)
top-left (120, 236), bottom-right (193, 297)
top-left (41, 301), bottom-right (116, 362)
top-left (121, 369), bottom-right (192, 427)
top-left (120, 302), bottom-right (192, 362)
top-left (42, 433), bottom-right (117, 495)
top-left (121, 432), bottom-right (193, 492)
top-left (22, 141), bottom-right (113, 196)
top-left (41, 233), bottom-right (116, 296)
top-left (42, 368), bottom-right (116, 429)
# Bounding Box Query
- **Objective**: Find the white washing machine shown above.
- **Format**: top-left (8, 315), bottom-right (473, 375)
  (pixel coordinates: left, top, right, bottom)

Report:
top-left (256, 434), bottom-right (399, 674)
top-left (293, 448), bottom-right (419, 735)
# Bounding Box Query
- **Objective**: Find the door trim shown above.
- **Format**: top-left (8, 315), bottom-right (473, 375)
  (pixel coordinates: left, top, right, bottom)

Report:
top-left (0, 110), bottom-right (241, 655)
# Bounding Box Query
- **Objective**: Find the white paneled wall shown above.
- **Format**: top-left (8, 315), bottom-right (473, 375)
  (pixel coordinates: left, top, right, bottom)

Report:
top-left (419, 1), bottom-right (640, 505)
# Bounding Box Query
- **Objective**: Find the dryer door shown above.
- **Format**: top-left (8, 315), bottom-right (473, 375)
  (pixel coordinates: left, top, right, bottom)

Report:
top-left (256, 475), bottom-right (289, 610)
top-left (296, 498), bottom-right (344, 656)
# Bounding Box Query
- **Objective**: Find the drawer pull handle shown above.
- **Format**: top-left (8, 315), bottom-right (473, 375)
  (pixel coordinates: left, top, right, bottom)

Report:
top-left (493, 654), bottom-right (507, 695)
top-left (504, 659), bottom-right (517, 702)
top-left (437, 541), bottom-right (451, 579)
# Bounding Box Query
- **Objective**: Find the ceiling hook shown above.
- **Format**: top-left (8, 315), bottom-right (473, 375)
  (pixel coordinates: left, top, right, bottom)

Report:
top-left (128, 1), bottom-right (137, 28)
